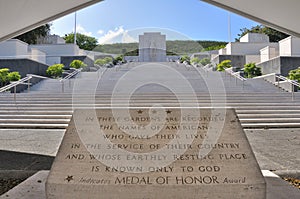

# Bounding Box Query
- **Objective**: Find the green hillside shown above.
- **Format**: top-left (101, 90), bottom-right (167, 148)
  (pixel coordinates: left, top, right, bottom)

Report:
top-left (93, 40), bottom-right (227, 55)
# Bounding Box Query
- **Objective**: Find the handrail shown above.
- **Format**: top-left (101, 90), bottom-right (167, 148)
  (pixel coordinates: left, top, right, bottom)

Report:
top-left (0, 73), bottom-right (52, 100)
top-left (0, 76), bottom-right (31, 93)
top-left (27, 74), bottom-right (48, 79)
top-left (60, 68), bottom-right (82, 93)
top-left (60, 68), bottom-right (82, 82)
top-left (276, 74), bottom-right (300, 87)
top-left (225, 68), bottom-right (247, 81)
top-left (252, 73), bottom-right (276, 79)
top-left (275, 74), bottom-right (299, 100)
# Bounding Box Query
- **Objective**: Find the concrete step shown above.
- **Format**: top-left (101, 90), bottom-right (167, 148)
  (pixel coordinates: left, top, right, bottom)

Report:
top-left (0, 115), bottom-right (72, 119)
top-left (238, 113), bottom-right (300, 118)
top-left (240, 118), bottom-right (300, 123)
top-left (1, 68), bottom-right (300, 130)
top-left (242, 123), bottom-right (300, 128)
top-left (0, 123), bottom-right (67, 129)
top-left (0, 119), bottom-right (69, 124)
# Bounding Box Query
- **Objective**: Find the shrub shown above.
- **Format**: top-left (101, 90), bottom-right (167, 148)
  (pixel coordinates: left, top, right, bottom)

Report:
top-left (0, 68), bottom-right (10, 86)
top-left (94, 57), bottom-right (114, 66)
top-left (180, 55), bottom-right (190, 64)
top-left (244, 62), bottom-right (262, 78)
top-left (114, 55), bottom-right (124, 63)
top-left (94, 59), bottom-right (107, 66)
top-left (104, 57), bottom-right (113, 63)
top-left (217, 60), bottom-right (231, 71)
top-left (70, 60), bottom-right (87, 69)
top-left (191, 57), bottom-right (201, 65)
top-left (289, 67), bottom-right (300, 83)
top-left (46, 64), bottom-right (64, 78)
top-left (7, 72), bottom-right (21, 81)
top-left (199, 58), bottom-right (211, 66)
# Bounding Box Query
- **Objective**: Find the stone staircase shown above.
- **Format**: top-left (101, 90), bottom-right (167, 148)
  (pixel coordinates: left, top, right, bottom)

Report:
top-left (0, 62), bottom-right (300, 130)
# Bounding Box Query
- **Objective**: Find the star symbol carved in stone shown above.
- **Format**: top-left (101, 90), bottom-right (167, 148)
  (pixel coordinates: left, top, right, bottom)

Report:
top-left (166, 110), bottom-right (172, 114)
top-left (65, 175), bottom-right (74, 182)
top-left (137, 110), bottom-right (143, 114)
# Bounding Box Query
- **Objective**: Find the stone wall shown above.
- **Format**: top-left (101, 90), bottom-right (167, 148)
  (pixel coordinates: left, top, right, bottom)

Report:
top-left (0, 59), bottom-right (49, 77)
top-left (257, 57), bottom-right (281, 75)
top-left (258, 56), bottom-right (300, 76)
top-left (60, 56), bottom-right (94, 70)
top-left (212, 55), bottom-right (246, 69)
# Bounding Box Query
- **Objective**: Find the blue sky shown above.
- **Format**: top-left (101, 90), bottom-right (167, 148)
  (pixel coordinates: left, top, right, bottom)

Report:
top-left (51, 0), bottom-right (258, 44)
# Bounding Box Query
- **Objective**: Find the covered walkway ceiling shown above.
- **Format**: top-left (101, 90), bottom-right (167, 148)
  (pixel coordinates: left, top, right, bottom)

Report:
top-left (202, 0), bottom-right (300, 38)
top-left (0, 0), bottom-right (102, 42)
top-left (0, 0), bottom-right (299, 42)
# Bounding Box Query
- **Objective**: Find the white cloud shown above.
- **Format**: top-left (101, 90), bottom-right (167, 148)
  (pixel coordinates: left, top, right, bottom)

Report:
top-left (122, 31), bottom-right (137, 43)
top-left (76, 24), bottom-right (92, 36)
top-left (97, 29), bottom-right (104, 35)
top-left (98, 26), bottom-right (138, 44)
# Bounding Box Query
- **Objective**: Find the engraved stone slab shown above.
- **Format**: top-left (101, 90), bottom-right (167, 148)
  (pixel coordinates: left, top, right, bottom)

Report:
top-left (46, 108), bottom-right (266, 199)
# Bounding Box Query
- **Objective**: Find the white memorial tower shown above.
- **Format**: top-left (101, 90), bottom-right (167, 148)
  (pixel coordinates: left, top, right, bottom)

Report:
top-left (138, 32), bottom-right (167, 62)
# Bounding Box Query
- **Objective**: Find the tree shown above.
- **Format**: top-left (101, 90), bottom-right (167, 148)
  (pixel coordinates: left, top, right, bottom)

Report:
top-left (236, 25), bottom-right (289, 42)
top-left (14, 24), bottom-right (51, 44)
top-left (289, 67), bottom-right (300, 83)
top-left (244, 63), bottom-right (262, 78)
top-left (46, 64), bottom-right (64, 78)
top-left (202, 44), bottom-right (226, 52)
top-left (217, 60), bottom-right (231, 71)
top-left (64, 33), bottom-right (98, 50)
top-left (70, 60), bottom-right (87, 69)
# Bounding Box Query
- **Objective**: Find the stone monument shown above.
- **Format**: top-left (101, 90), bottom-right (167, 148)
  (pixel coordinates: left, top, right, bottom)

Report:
top-left (46, 108), bottom-right (266, 198)
top-left (138, 32), bottom-right (167, 62)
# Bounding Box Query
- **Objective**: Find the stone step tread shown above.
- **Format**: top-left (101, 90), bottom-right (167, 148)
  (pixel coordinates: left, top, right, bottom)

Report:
top-left (1, 114), bottom-right (300, 120)
top-left (240, 118), bottom-right (300, 122)
top-left (0, 111), bottom-right (73, 114)
top-left (0, 119), bottom-right (69, 123)
top-left (242, 123), bottom-right (300, 128)
top-left (238, 114), bottom-right (300, 118)
top-left (0, 118), bottom-right (299, 126)
top-left (0, 123), bottom-right (67, 129)
top-left (1, 106), bottom-right (300, 110)
top-left (3, 93), bottom-right (298, 96)
top-left (0, 115), bottom-right (72, 118)
top-left (1, 100), bottom-right (300, 103)
top-left (4, 97), bottom-right (297, 99)
top-left (1, 101), bottom-right (300, 105)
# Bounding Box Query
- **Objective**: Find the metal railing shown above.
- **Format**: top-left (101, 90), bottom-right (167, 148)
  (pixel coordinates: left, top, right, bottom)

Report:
top-left (202, 64), bottom-right (211, 77)
top-left (225, 68), bottom-right (247, 88)
top-left (60, 68), bottom-right (82, 93)
top-left (0, 68), bottom-right (82, 98)
top-left (0, 74), bottom-right (48, 100)
top-left (275, 74), bottom-right (300, 99)
top-left (250, 73), bottom-right (299, 99)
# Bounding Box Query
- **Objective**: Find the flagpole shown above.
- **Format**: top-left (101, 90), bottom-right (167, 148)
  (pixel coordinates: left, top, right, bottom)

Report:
top-left (74, 12), bottom-right (77, 45)
top-left (228, 12), bottom-right (232, 42)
